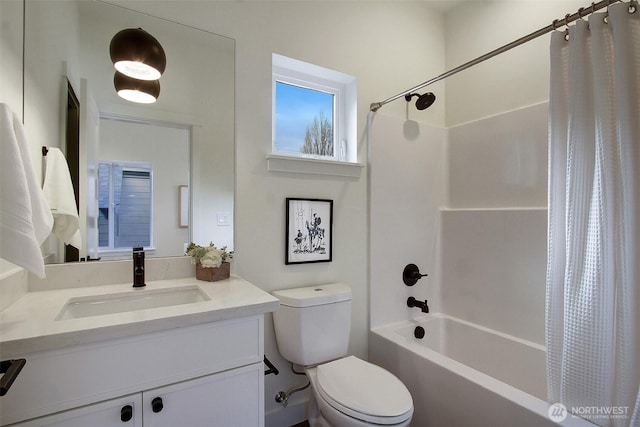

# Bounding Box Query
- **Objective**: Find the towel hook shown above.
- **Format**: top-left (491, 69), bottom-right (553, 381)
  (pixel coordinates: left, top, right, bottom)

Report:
top-left (42, 146), bottom-right (48, 156)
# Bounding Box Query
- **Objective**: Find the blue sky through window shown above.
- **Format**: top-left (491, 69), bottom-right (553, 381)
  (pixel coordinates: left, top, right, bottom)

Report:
top-left (275, 81), bottom-right (334, 154)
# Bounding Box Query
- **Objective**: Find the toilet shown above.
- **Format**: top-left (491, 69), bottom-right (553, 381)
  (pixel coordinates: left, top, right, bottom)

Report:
top-left (272, 283), bottom-right (413, 427)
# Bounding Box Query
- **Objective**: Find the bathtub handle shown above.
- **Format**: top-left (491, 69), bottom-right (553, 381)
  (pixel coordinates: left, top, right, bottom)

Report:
top-left (407, 297), bottom-right (429, 313)
top-left (403, 264), bottom-right (428, 286)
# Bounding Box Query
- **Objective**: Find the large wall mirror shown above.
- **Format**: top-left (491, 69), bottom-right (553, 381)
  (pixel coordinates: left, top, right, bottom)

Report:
top-left (23, 0), bottom-right (234, 263)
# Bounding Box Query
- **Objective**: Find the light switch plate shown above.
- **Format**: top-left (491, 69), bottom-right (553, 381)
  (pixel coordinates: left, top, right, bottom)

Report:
top-left (217, 212), bottom-right (232, 226)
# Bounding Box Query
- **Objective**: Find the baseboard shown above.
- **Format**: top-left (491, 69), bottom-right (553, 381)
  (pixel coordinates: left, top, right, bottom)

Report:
top-left (265, 399), bottom-right (307, 427)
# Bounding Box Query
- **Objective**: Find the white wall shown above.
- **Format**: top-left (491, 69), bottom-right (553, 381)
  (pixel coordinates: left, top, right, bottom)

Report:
top-left (0, 2), bottom-right (24, 278)
top-left (0, 0), bottom-right (24, 121)
top-left (1, 1), bottom-right (27, 276)
top-left (24, 0), bottom-right (80, 181)
top-left (445, 0), bottom-right (585, 126)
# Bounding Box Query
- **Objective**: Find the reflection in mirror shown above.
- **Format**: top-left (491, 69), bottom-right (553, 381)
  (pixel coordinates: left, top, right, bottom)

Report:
top-left (96, 116), bottom-right (190, 259)
top-left (23, 0), bottom-right (234, 263)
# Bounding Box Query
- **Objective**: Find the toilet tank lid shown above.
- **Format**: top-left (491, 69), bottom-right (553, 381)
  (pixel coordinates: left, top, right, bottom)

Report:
top-left (272, 283), bottom-right (351, 307)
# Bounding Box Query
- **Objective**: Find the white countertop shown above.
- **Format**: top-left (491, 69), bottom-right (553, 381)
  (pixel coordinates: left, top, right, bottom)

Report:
top-left (0, 275), bottom-right (280, 358)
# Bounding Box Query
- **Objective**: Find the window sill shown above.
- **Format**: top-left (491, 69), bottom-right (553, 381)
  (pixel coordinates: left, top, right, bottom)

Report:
top-left (266, 154), bottom-right (363, 178)
top-left (97, 247), bottom-right (157, 261)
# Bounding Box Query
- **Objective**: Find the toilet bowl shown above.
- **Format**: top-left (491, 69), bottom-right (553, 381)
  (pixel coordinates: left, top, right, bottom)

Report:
top-left (306, 356), bottom-right (413, 427)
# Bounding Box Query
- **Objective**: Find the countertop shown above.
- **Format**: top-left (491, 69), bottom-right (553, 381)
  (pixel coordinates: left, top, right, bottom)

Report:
top-left (0, 275), bottom-right (280, 358)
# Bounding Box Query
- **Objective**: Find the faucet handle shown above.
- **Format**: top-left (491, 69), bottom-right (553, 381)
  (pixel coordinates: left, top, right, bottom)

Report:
top-left (132, 247), bottom-right (146, 288)
top-left (403, 264), bottom-right (428, 286)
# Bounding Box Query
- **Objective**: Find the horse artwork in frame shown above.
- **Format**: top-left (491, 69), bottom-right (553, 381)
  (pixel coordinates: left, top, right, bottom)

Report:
top-left (285, 198), bottom-right (333, 264)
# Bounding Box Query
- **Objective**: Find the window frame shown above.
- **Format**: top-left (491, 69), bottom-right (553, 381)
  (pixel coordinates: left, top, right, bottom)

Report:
top-left (272, 54), bottom-right (356, 163)
top-left (97, 160), bottom-right (154, 253)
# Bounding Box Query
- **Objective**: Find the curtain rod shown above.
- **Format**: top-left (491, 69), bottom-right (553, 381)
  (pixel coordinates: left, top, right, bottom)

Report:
top-left (370, 0), bottom-right (625, 112)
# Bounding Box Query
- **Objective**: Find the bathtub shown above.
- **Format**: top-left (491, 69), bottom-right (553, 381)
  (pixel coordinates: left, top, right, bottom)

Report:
top-left (369, 314), bottom-right (593, 427)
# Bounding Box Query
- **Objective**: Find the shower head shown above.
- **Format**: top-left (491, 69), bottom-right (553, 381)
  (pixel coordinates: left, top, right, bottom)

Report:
top-left (404, 92), bottom-right (436, 110)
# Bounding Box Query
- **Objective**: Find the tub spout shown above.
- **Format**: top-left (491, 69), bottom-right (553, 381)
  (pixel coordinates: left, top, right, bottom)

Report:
top-left (407, 296), bottom-right (429, 313)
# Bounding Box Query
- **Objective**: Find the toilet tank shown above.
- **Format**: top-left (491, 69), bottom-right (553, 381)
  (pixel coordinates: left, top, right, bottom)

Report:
top-left (272, 283), bottom-right (351, 366)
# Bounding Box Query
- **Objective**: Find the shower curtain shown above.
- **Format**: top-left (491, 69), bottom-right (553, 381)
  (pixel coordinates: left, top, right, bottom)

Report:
top-left (545, 3), bottom-right (640, 427)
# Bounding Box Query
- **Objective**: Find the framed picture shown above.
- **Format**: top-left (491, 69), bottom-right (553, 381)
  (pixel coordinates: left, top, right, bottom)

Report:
top-left (286, 198), bottom-right (333, 264)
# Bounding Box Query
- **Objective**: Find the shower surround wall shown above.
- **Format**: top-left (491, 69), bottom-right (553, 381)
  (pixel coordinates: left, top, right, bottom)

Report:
top-left (369, 113), bottom-right (447, 328)
top-left (369, 101), bottom-right (549, 343)
top-left (442, 102), bottom-right (548, 344)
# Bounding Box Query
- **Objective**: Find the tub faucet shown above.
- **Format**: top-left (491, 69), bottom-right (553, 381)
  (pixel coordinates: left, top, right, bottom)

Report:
top-left (407, 297), bottom-right (429, 313)
top-left (133, 247), bottom-right (146, 288)
top-left (403, 264), bottom-right (428, 286)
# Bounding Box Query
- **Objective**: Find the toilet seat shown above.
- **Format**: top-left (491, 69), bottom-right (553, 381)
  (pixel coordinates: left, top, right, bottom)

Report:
top-left (315, 356), bottom-right (413, 425)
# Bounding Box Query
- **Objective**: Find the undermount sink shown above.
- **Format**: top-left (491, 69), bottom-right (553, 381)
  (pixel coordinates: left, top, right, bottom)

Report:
top-left (55, 286), bottom-right (210, 320)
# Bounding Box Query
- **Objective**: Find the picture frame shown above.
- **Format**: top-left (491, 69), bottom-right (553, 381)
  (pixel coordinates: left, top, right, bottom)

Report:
top-left (285, 198), bottom-right (333, 264)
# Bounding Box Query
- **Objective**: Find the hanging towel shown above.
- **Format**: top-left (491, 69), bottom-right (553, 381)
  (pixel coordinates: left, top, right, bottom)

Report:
top-left (0, 103), bottom-right (53, 278)
top-left (42, 147), bottom-right (82, 250)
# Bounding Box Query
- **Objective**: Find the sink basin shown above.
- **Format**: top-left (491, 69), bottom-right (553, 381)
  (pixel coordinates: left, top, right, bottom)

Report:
top-left (56, 286), bottom-right (210, 320)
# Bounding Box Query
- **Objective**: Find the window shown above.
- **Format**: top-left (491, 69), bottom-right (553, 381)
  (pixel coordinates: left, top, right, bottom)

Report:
top-left (275, 82), bottom-right (335, 157)
top-left (272, 54), bottom-right (356, 163)
top-left (98, 161), bottom-right (152, 250)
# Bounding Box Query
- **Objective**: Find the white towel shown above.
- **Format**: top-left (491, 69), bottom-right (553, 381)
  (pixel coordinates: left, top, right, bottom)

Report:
top-left (42, 147), bottom-right (82, 250)
top-left (0, 103), bottom-right (54, 278)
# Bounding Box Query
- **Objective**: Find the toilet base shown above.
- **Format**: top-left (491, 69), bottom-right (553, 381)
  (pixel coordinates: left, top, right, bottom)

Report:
top-left (309, 385), bottom-right (375, 427)
top-left (307, 391), bottom-right (331, 427)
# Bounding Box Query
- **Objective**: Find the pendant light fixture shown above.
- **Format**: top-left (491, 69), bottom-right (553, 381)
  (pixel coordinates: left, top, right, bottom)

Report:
top-left (113, 71), bottom-right (160, 104)
top-left (109, 28), bottom-right (166, 81)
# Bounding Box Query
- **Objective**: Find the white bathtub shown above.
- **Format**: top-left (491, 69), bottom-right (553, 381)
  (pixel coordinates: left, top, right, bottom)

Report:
top-left (369, 314), bottom-right (593, 427)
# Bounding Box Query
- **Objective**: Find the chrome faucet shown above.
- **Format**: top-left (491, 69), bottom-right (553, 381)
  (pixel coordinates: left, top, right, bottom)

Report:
top-left (133, 247), bottom-right (146, 288)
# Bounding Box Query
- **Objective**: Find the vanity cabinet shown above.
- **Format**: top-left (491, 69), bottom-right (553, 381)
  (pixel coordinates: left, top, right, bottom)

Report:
top-left (13, 363), bottom-right (262, 426)
top-left (1, 315), bottom-right (265, 426)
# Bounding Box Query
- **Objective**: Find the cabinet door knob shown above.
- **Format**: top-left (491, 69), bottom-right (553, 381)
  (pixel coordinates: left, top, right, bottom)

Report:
top-left (120, 405), bottom-right (133, 422)
top-left (152, 397), bottom-right (164, 413)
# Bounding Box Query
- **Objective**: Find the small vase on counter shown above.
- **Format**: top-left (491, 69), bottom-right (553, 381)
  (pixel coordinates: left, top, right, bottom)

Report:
top-left (195, 262), bottom-right (230, 282)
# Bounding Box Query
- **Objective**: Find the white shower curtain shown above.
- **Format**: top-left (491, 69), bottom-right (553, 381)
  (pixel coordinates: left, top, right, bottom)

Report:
top-left (546, 3), bottom-right (640, 427)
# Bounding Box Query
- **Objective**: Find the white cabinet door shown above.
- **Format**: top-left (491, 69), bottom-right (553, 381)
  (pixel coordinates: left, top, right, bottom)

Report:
top-left (12, 394), bottom-right (142, 427)
top-left (143, 363), bottom-right (263, 427)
